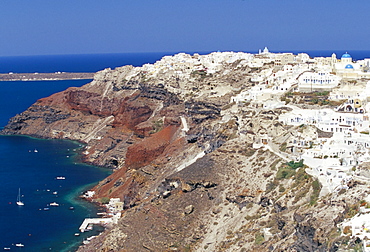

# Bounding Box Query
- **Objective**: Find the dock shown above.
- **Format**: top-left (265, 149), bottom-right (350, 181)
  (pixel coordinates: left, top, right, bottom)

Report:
top-left (79, 218), bottom-right (112, 232)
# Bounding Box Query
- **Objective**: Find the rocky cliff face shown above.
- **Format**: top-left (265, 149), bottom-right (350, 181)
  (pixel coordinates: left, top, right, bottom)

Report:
top-left (1, 54), bottom-right (365, 251)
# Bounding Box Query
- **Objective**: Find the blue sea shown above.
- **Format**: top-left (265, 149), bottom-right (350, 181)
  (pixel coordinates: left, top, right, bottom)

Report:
top-left (0, 52), bottom-right (172, 251)
top-left (0, 50), bottom-right (370, 251)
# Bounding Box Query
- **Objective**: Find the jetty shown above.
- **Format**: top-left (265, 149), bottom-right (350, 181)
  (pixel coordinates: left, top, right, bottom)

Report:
top-left (79, 218), bottom-right (113, 232)
top-left (79, 211), bottom-right (121, 232)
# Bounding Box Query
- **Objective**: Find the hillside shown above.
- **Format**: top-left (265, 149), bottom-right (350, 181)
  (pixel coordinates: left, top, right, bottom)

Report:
top-left (2, 52), bottom-right (368, 252)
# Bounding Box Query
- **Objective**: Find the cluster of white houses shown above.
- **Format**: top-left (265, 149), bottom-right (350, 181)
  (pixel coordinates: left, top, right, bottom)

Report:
top-left (244, 50), bottom-right (370, 247)
top-left (126, 48), bottom-right (369, 88)
top-left (92, 50), bottom-right (370, 247)
top-left (225, 49), bottom-right (370, 198)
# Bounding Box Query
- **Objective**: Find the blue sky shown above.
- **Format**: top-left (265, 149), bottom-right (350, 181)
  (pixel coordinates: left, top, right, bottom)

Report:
top-left (1, 0), bottom-right (370, 56)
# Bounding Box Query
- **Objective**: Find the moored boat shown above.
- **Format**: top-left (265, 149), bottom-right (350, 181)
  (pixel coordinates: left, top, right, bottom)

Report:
top-left (16, 188), bottom-right (24, 206)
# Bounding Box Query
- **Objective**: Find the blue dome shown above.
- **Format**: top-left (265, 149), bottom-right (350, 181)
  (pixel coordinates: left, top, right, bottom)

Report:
top-left (342, 53), bottom-right (352, 59)
top-left (345, 64), bottom-right (354, 69)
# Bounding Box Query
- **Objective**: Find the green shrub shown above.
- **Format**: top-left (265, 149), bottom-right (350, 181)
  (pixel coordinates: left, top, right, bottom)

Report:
top-left (99, 197), bottom-right (110, 204)
top-left (286, 159), bottom-right (304, 169)
top-left (255, 232), bottom-right (264, 245)
top-left (276, 166), bottom-right (296, 180)
top-left (276, 160), bottom-right (305, 180)
top-left (151, 118), bottom-right (163, 134)
top-left (279, 185), bottom-right (286, 192)
top-left (279, 142), bottom-right (287, 152)
top-left (309, 179), bottom-right (321, 206)
top-left (293, 166), bottom-right (310, 185)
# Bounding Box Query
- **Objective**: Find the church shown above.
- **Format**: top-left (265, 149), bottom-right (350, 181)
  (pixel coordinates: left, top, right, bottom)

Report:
top-left (333, 52), bottom-right (368, 79)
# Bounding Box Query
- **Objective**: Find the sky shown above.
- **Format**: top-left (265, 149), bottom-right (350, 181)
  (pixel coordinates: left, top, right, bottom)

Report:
top-left (1, 0), bottom-right (370, 56)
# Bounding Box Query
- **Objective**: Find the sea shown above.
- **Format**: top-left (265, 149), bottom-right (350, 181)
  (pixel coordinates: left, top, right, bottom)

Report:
top-left (0, 52), bottom-right (174, 251)
top-left (0, 50), bottom-right (370, 251)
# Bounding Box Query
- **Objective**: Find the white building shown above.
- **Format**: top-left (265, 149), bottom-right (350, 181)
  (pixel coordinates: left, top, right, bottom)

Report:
top-left (333, 52), bottom-right (370, 79)
top-left (279, 108), bottom-right (370, 133)
top-left (298, 71), bottom-right (341, 92)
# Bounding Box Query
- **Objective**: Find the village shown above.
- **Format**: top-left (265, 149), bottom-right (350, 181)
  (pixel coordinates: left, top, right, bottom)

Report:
top-left (228, 48), bottom-right (370, 251)
top-left (144, 48), bottom-right (370, 250)
top-left (82, 49), bottom-right (370, 250)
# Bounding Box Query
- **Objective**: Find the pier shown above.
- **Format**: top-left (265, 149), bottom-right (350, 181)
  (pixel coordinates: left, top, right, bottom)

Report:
top-left (79, 218), bottom-right (112, 232)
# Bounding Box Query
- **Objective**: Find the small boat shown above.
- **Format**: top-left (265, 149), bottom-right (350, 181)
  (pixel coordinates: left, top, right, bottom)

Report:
top-left (53, 191), bottom-right (58, 195)
top-left (4, 247), bottom-right (10, 250)
top-left (16, 188), bottom-right (24, 206)
top-left (74, 233), bottom-right (80, 236)
top-left (15, 243), bottom-right (24, 247)
top-left (56, 176), bottom-right (65, 180)
top-left (43, 208), bottom-right (49, 211)
top-left (49, 202), bottom-right (59, 207)
top-left (86, 236), bottom-right (96, 241)
top-left (69, 206), bottom-right (75, 210)
top-left (34, 149), bottom-right (38, 153)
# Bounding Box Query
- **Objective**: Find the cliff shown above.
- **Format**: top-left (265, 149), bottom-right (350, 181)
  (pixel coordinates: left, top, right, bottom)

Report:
top-left (1, 53), bottom-right (365, 251)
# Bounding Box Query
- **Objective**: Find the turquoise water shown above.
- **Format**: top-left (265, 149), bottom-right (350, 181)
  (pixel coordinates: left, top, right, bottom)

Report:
top-left (0, 136), bottom-right (110, 251)
top-left (0, 53), bottom-right (169, 251)
top-left (0, 79), bottom-right (113, 251)
top-left (0, 53), bottom-right (172, 251)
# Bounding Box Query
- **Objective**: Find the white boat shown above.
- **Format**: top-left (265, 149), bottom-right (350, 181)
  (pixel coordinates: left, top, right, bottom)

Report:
top-left (49, 202), bottom-right (59, 207)
top-left (56, 176), bottom-right (65, 180)
top-left (16, 188), bottom-right (24, 206)
top-left (15, 243), bottom-right (24, 247)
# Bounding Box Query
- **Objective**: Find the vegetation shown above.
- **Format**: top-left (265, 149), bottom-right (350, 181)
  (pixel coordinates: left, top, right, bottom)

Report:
top-left (279, 185), bottom-right (286, 192)
top-left (292, 166), bottom-right (310, 186)
top-left (309, 179), bottom-right (321, 206)
top-left (240, 148), bottom-right (256, 157)
top-left (265, 179), bottom-right (279, 193)
top-left (281, 91), bottom-right (344, 106)
top-left (151, 118), bottom-right (164, 134)
top-left (276, 166), bottom-right (296, 180)
top-left (276, 160), bottom-right (305, 180)
top-left (99, 197), bottom-right (110, 204)
top-left (254, 232), bottom-right (264, 245)
top-left (191, 70), bottom-right (208, 79)
top-left (286, 159), bottom-right (304, 169)
top-left (345, 204), bottom-right (359, 219)
top-left (279, 142), bottom-right (287, 152)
